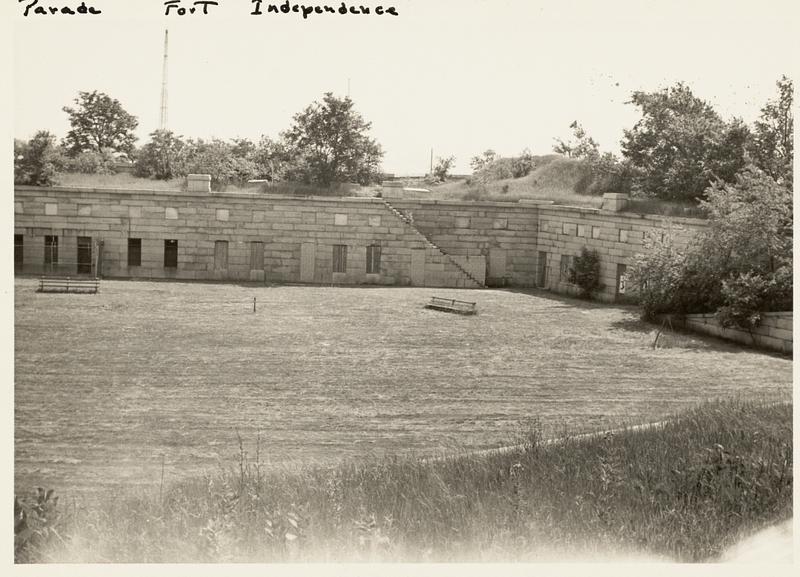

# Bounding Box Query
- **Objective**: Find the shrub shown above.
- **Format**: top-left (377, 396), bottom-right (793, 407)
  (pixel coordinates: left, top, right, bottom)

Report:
top-left (629, 168), bottom-right (792, 328)
top-left (62, 148), bottom-right (117, 174)
top-left (716, 268), bottom-right (792, 330)
top-left (14, 132), bottom-right (63, 186)
top-left (568, 247), bottom-right (603, 299)
top-left (472, 150), bottom-right (536, 183)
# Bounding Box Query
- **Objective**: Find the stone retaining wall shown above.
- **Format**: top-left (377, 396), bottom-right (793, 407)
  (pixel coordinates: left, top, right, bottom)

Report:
top-left (676, 312), bottom-right (792, 354)
top-left (14, 185), bottom-right (708, 300)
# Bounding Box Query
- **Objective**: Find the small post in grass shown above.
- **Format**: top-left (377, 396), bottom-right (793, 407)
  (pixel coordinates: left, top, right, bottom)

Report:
top-left (159, 454), bottom-right (165, 503)
top-left (253, 297), bottom-right (257, 313)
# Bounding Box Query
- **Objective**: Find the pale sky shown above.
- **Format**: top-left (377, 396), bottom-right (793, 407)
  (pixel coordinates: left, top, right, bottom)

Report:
top-left (11, 0), bottom-right (800, 175)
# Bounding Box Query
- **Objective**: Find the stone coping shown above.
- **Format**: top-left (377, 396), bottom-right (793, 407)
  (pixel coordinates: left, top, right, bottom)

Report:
top-left (14, 185), bottom-right (708, 223)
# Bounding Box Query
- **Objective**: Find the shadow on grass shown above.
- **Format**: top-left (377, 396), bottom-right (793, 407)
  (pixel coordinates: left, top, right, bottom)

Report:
top-left (609, 316), bottom-right (784, 357)
top-left (500, 286), bottom-right (630, 311)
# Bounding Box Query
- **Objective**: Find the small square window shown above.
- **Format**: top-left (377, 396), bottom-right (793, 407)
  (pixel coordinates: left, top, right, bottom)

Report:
top-left (15, 202), bottom-right (23, 214)
top-left (165, 207), bottom-right (178, 220)
top-left (334, 214), bottom-right (348, 226)
top-left (368, 215), bottom-right (381, 227)
top-left (45, 203), bottom-right (58, 216)
top-left (577, 224), bottom-right (587, 237)
top-left (619, 229), bottom-right (629, 242)
top-left (216, 209), bottom-right (229, 221)
top-left (592, 226), bottom-right (601, 239)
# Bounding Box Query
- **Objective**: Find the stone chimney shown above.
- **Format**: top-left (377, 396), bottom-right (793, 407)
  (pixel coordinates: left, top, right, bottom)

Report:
top-left (187, 174), bottom-right (211, 193)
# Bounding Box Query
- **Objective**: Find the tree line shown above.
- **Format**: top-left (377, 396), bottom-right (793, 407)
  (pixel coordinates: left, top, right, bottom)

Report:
top-left (14, 91), bottom-right (384, 191)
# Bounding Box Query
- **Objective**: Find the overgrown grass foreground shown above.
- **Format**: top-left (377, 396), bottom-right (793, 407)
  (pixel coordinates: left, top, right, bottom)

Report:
top-left (15, 399), bottom-right (792, 563)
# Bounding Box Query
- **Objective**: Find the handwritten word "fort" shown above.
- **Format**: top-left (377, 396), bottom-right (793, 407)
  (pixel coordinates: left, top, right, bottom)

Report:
top-left (164, 0), bottom-right (219, 16)
top-left (19, 0), bottom-right (101, 16)
top-left (250, 1), bottom-right (399, 18)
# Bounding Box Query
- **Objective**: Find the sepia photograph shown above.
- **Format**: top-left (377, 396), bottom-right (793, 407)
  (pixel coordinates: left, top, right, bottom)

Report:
top-left (8, 0), bottom-right (796, 570)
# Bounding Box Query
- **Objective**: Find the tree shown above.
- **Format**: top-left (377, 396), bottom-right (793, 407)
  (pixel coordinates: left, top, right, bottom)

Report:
top-left (62, 91), bottom-right (138, 156)
top-left (250, 136), bottom-right (291, 182)
top-left (749, 76), bottom-right (793, 187)
top-left (470, 149), bottom-right (497, 172)
top-left (432, 156), bottom-right (455, 182)
top-left (553, 121), bottom-right (599, 160)
top-left (134, 130), bottom-right (188, 180)
top-left (282, 93), bottom-right (383, 187)
top-left (14, 131), bottom-right (63, 186)
top-left (621, 83), bottom-right (749, 202)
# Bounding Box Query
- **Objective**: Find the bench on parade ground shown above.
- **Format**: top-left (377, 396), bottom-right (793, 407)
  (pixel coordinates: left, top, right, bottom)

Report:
top-left (424, 296), bottom-right (477, 315)
top-left (38, 276), bottom-right (100, 294)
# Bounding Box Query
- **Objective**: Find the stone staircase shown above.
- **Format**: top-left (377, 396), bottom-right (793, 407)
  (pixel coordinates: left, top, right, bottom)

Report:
top-left (381, 199), bottom-right (486, 288)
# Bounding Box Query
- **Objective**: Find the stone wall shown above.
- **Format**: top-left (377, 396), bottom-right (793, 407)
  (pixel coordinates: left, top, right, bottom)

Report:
top-left (676, 312), bottom-right (792, 354)
top-left (14, 185), bottom-right (707, 300)
top-left (13, 186), bottom-right (480, 288)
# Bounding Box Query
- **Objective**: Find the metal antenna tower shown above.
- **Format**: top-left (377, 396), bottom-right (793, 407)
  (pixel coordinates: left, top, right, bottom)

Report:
top-left (159, 29), bottom-right (169, 130)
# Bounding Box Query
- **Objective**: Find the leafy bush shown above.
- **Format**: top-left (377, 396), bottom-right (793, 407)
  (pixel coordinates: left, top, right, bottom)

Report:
top-left (472, 150), bottom-right (536, 183)
top-left (716, 268), bottom-right (792, 330)
top-left (183, 139), bottom-right (259, 191)
top-left (629, 168), bottom-right (792, 327)
top-left (14, 132), bottom-right (63, 186)
top-left (568, 247), bottom-right (603, 299)
top-left (62, 148), bottom-right (117, 174)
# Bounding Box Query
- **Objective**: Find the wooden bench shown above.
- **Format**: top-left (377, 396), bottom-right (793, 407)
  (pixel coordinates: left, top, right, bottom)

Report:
top-left (38, 276), bottom-right (100, 294)
top-left (424, 296), bottom-right (477, 315)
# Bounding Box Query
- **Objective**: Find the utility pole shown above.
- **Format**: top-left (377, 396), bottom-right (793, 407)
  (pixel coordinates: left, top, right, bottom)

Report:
top-left (159, 29), bottom-right (169, 130)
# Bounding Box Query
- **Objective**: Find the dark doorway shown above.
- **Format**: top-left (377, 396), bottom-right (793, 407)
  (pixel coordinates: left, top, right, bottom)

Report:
top-left (77, 236), bottom-right (93, 274)
top-left (537, 251), bottom-right (548, 287)
top-left (15, 235), bottom-right (23, 273)
top-left (164, 239), bottom-right (178, 268)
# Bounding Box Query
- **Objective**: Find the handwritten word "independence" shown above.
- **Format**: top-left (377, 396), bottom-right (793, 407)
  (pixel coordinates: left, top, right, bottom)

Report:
top-left (251, 1), bottom-right (399, 18)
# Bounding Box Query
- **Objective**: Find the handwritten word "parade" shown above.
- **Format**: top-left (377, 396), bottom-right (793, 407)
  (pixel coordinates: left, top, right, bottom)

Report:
top-left (19, 0), bottom-right (101, 16)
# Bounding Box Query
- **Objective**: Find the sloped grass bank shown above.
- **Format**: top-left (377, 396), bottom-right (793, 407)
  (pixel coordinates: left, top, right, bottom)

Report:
top-left (16, 400), bottom-right (792, 563)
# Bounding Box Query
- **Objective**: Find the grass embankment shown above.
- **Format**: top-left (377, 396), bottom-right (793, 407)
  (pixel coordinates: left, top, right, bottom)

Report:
top-left (16, 400), bottom-right (792, 563)
top-left (428, 156), bottom-right (706, 217)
